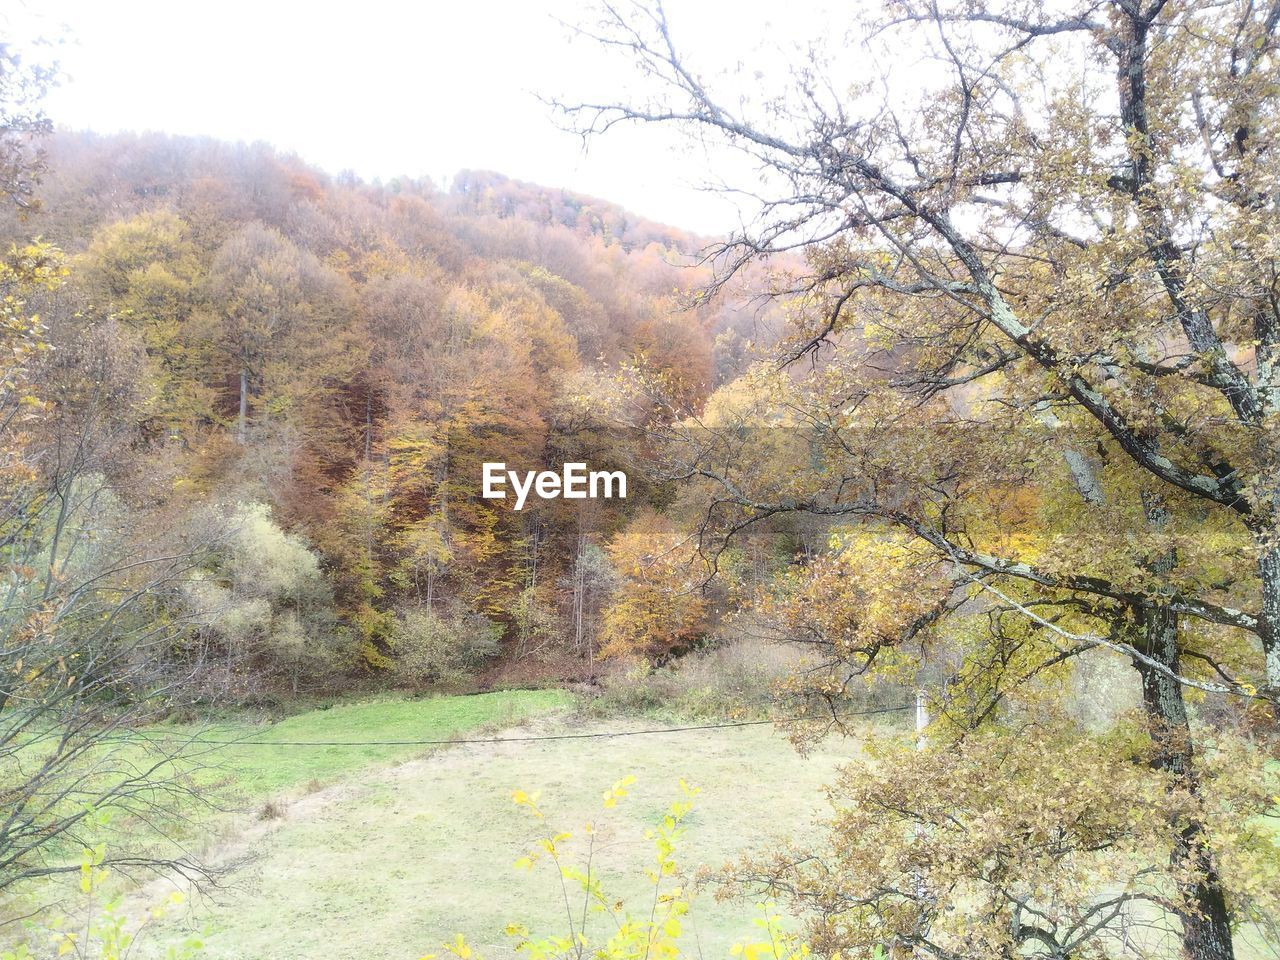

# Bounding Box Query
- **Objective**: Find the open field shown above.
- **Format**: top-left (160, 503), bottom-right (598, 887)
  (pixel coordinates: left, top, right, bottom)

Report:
top-left (164, 689), bottom-right (577, 798)
top-left (122, 699), bottom-right (871, 960)
top-left (0, 692), bottom-right (569, 949)
top-left (4, 694), bottom-right (1274, 959)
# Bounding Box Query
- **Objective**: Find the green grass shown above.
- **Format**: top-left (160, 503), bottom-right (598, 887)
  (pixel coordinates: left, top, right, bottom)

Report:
top-left (165, 689), bottom-right (574, 797)
top-left (0, 689), bottom-right (575, 945)
top-left (18, 695), bottom-right (1274, 960)
top-left (121, 708), bottom-right (862, 960)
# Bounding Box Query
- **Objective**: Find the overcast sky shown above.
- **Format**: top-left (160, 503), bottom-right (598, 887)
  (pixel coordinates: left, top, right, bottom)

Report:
top-left (9, 1), bottom-right (849, 236)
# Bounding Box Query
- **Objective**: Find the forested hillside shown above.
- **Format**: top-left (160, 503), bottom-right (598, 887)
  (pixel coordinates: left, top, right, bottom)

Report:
top-left (0, 130), bottom-right (766, 695)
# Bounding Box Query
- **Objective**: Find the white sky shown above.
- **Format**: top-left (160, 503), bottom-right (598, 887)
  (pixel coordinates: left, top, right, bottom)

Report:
top-left (9, 0), bottom-right (850, 236)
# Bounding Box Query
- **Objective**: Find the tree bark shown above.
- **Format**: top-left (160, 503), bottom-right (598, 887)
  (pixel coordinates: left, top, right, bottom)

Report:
top-left (364, 387), bottom-right (373, 462)
top-left (237, 368), bottom-right (248, 444)
top-left (1256, 534), bottom-right (1280, 696)
top-left (1134, 603), bottom-right (1235, 960)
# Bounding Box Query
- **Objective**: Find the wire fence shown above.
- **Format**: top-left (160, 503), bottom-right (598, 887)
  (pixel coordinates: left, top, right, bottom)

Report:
top-left (154, 703), bottom-right (916, 749)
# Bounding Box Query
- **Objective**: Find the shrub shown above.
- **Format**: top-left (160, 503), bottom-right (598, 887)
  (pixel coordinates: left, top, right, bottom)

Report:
top-left (223, 501), bottom-right (326, 599)
top-left (389, 605), bottom-right (501, 686)
top-left (588, 635), bottom-right (802, 719)
top-left (182, 501), bottom-right (346, 689)
top-left (587, 632), bottom-right (912, 721)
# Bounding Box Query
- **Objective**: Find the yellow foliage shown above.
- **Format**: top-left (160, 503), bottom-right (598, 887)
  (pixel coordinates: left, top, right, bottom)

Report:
top-left (599, 514), bottom-right (708, 660)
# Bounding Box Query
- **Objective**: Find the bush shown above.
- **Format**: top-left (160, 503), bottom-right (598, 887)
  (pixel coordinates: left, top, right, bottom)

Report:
top-left (223, 501), bottom-right (326, 601)
top-left (588, 635), bottom-right (802, 719)
top-left (588, 631), bottom-right (913, 721)
top-left (182, 501), bottom-right (345, 690)
top-left (389, 605), bottom-right (501, 686)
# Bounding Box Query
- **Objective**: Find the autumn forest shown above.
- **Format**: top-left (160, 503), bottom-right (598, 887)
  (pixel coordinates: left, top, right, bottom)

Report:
top-left (3, 2), bottom-right (1280, 959)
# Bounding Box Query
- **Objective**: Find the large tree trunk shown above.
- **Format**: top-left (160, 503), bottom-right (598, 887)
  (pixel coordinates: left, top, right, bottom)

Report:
top-left (1257, 535), bottom-right (1280, 696)
top-left (1134, 603), bottom-right (1235, 960)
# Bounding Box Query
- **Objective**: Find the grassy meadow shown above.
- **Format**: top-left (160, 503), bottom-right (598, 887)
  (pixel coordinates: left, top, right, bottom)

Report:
top-left (102, 694), bottom-right (867, 960)
top-left (4, 691), bottom-right (1274, 960)
top-left (163, 689), bottom-right (577, 798)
